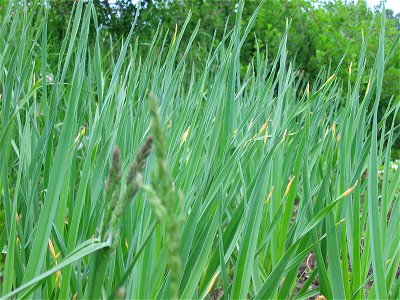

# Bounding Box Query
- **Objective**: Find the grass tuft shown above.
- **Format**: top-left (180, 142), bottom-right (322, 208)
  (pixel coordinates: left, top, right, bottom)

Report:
top-left (0, 1), bottom-right (399, 299)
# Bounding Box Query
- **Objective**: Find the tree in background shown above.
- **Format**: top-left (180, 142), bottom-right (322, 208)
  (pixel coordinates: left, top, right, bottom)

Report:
top-left (8, 0), bottom-right (398, 124)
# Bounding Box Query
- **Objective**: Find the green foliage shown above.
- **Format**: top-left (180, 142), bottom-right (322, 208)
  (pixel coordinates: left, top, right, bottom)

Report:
top-left (248, 1), bottom-right (400, 115)
top-left (44, 0), bottom-right (400, 124)
top-left (0, 1), bottom-right (399, 299)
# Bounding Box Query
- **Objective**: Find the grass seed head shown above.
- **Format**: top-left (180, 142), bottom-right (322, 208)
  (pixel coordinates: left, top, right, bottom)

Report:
top-left (148, 92), bottom-right (182, 300)
top-left (125, 136), bottom-right (153, 200)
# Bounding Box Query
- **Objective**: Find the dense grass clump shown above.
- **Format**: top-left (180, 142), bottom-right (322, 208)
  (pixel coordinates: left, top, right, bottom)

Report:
top-left (0, 1), bottom-right (399, 299)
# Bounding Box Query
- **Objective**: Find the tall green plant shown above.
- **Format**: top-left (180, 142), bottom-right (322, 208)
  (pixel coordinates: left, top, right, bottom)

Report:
top-left (0, 1), bottom-right (399, 299)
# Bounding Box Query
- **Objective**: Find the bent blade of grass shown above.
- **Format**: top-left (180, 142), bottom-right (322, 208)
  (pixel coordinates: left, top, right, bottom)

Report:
top-left (1, 240), bottom-right (109, 300)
